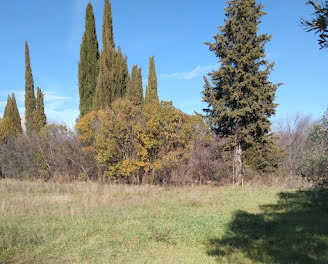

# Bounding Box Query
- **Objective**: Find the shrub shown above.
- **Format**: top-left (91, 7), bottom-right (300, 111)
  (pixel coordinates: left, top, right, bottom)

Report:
top-left (297, 117), bottom-right (328, 187)
top-left (75, 99), bottom-right (229, 184)
top-left (0, 124), bottom-right (97, 182)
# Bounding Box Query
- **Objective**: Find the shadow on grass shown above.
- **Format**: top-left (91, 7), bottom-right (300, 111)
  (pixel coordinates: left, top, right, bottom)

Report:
top-left (207, 189), bottom-right (328, 263)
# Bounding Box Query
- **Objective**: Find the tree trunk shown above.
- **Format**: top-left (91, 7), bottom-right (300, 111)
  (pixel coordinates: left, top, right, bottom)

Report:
top-left (234, 144), bottom-right (243, 186)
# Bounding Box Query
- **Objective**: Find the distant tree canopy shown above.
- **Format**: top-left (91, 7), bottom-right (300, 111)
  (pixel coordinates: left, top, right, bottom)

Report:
top-left (302, 1), bottom-right (328, 49)
top-left (202, 0), bottom-right (280, 184)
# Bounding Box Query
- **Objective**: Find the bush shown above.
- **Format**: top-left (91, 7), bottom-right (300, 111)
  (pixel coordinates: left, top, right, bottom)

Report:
top-left (0, 124), bottom-right (97, 182)
top-left (297, 117), bottom-right (328, 187)
top-left (76, 99), bottom-right (231, 184)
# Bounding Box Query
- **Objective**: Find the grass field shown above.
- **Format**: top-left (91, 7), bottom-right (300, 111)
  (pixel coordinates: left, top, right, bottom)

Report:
top-left (1, 180), bottom-right (327, 264)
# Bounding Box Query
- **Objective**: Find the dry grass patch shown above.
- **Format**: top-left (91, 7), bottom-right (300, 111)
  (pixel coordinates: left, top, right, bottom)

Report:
top-left (1, 179), bottom-right (293, 263)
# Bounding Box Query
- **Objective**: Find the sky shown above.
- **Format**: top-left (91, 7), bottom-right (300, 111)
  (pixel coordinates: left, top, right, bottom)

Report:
top-left (0, 0), bottom-right (327, 128)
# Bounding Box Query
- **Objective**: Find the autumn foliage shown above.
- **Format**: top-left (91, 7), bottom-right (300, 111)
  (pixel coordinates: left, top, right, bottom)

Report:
top-left (76, 99), bottom-right (213, 183)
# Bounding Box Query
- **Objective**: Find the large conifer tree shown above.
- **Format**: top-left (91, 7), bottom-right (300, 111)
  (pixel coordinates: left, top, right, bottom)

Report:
top-left (35, 87), bottom-right (47, 132)
top-left (25, 41), bottom-right (36, 134)
top-left (94, 0), bottom-right (116, 109)
top-left (145, 56), bottom-right (159, 104)
top-left (127, 65), bottom-right (143, 105)
top-left (203, 0), bottom-right (279, 185)
top-left (79, 3), bottom-right (100, 117)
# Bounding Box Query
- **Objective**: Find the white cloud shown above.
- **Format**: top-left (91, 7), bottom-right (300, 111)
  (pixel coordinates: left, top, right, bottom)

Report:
top-left (9, 90), bottom-right (72, 105)
top-left (45, 108), bottom-right (79, 129)
top-left (160, 64), bottom-right (219, 81)
top-left (44, 91), bottom-right (72, 102)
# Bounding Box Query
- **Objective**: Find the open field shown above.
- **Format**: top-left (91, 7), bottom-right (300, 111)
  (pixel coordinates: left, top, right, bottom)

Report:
top-left (0, 180), bottom-right (327, 264)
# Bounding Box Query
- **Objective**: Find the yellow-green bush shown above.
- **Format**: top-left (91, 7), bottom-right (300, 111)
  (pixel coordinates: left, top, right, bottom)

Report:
top-left (75, 99), bottom-right (211, 183)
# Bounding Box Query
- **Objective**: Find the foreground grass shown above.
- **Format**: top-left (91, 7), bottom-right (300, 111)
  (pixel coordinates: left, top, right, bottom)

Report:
top-left (0, 180), bottom-right (327, 263)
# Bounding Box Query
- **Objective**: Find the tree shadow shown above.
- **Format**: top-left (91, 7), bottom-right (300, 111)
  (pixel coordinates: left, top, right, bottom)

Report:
top-left (207, 189), bottom-right (328, 263)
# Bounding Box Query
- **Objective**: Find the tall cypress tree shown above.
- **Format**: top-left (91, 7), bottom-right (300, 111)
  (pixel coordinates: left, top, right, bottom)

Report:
top-left (94, 0), bottom-right (116, 109)
top-left (145, 56), bottom-right (159, 104)
top-left (25, 41), bottom-right (36, 134)
top-left (202, 0), bottom-right (279, 185)
top-left (35, 87), bottom-right (47, 132)
top-left (128, 65), bottom-right (143, 105)
top-left (113, 47), bottom-right (129, 101)
top-left (79, 3), bottom-right (100, 117)
top-left (3, 95), bottom-right (11, 118)
top-left (3, 94), bottom-right (22, 136)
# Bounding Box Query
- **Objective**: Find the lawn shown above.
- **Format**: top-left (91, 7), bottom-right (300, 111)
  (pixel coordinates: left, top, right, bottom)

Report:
top-left (0, 180), bottom-right (327, 263)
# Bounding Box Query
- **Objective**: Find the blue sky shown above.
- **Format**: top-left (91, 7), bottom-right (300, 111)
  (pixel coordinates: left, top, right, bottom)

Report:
top-left (0, 0), bottom-right (327, 127)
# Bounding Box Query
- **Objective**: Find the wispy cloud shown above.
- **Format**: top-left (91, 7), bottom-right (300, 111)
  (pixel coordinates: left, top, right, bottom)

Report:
top-left (8, 90), bottom-right (72, 105)
top-left (160, 64), bottom-right (219, 81)
top-left (44, 91), bottom-right (72, 102)
top-left (43, 90), bottom-right (78, 128)
top-left (45, 108), bottom-right (79, 128)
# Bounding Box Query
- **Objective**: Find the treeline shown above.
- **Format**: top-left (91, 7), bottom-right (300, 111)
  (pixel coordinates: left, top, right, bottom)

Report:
top-left (0, 0), bottom-right (327, 187)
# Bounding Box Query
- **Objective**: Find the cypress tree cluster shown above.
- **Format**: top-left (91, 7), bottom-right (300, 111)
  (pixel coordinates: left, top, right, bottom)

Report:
top-left (127, 65), bottom-right (143, 106)
top-left (24, 42), bottom-right (47, 134)
top-left (78, 3), bottom-right (100, 117)
top-left (79, 0), bottom-right (159, 113)
top-left (145, 56), bottom-right (159, 104)
top-left (202, 0), bottom-right (279, 184)
top-left (3, 93), bottom-right (23, 136)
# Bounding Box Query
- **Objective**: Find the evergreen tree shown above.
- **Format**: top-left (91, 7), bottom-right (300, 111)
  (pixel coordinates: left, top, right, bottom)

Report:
top-left (11, 94), bottom-right (23, 135)
top-left (3, 94), bottom-right (22, 136)
top-left (35, 87), bottom-right (47, 132)
top-left (112, 47), bottom-right (129, 101)
top-left (202, 0), bottom-right (279, 185)
top-left (79, 2), bottom-right (100, 117)
top-left (128, 65), bottom-right (143, 105)
top-left (25, 41), bottom-right (36, 134)
top-left (94, 0), bottom-right (116, 109)
top-left (145, 56), bottom-right (159, 104)
top-left (3, 95), bottom-right (11, 118)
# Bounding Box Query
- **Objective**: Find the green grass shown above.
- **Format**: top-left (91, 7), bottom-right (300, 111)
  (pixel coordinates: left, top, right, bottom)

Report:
top-left (0, 180), bottom-right (327, 263)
